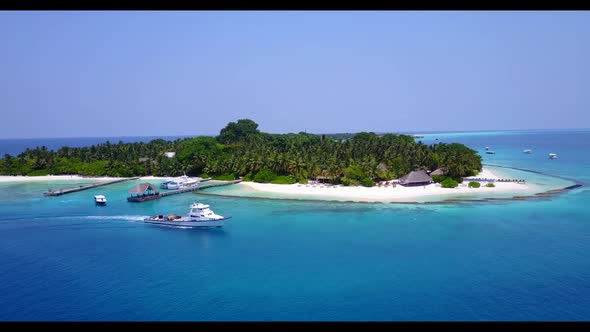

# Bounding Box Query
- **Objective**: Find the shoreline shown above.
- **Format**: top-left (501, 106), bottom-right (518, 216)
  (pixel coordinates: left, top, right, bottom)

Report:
top-left (0, 166), bottom-right (578, 204)
top-left (196, 184), bottom-right (580, 205)
top-left (200, 166), bottom-right (577, 204)
top-left (237, 167), bottom-right (531, 203)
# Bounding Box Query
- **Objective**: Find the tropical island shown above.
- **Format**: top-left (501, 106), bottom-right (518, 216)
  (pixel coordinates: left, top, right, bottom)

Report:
top-left (0, 120), bottom-right (575, 203)
top-left (0, 119), bottom-right (482, 186)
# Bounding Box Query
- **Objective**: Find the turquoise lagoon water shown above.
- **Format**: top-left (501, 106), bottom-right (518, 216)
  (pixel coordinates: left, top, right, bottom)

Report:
top-left (1, 130), bottom-right (590, 321)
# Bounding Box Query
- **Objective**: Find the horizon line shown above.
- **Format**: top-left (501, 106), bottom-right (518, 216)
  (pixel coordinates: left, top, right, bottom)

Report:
top-left (1, 127), bottom-right (589, 140)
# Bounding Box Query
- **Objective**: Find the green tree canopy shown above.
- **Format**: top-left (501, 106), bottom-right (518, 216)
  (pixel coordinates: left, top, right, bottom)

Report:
top-left (0, 119), bottom-right (481, 181)
top-left (217, 119), bottom-right (261, 144)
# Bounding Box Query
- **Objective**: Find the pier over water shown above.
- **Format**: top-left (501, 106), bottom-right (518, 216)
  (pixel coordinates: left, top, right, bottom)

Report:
top-left (43, 177), bottom-right (243, 200)
top-left (160, 179), bottom-right (243, 197)
top-left (44, 177), bottom-right (140, 196)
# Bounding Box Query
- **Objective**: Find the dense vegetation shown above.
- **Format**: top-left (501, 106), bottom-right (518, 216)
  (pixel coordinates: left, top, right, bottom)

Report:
top-left (0, 119), bottom-right (482, 185)
top-left (440, 178), bottom-right (459, 188)
top-left (432, 174), bottom-right (467, 184)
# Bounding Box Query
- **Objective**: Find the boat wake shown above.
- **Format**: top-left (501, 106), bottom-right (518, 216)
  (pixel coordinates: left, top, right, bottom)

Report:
top-left (0, 215), bottom-right (147, 232)
top-left (80, 215), bottom-right (147, 222)
top-left (150, 224), bottom-right (192, 229)
top-left (0, 215), bottom-right (147, 223)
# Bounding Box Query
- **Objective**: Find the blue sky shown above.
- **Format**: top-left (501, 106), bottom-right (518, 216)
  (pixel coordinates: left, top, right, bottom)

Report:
top-left (0, 11), bottom-right (588, 138)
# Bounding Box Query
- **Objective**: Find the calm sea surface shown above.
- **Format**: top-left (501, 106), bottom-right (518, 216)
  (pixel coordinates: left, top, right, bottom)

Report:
top-left (0, 130), bottom-right (589, 321)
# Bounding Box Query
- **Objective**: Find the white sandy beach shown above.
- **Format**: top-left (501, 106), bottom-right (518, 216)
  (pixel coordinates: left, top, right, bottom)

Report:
top-left (0, 168), bottom-right (555, 203)
top-left (237, 167), bottom-right (535, 203)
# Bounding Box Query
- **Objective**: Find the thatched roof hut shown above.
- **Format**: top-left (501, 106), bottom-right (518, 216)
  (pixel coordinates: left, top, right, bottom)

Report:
top-left (128, 183), bottom-right (159, 195)
top-left (431, 168), bottom-right (446, 176)
top-left (399, 170), bottom-right (433, 186)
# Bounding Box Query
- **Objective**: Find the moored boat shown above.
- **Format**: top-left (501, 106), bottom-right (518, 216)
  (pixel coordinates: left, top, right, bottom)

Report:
top-left (549, 153), bottom-right (558, 159)
top-left (181, 177), bottom-right (199, 189)
top-left (161, 175), bottom-right (200, 190)
top-left (160, 178), bottom-right (174, 189)
top-left (144, 202), bottom-right (230, 227)
top-left (523, 149), bottom-right (532, 154)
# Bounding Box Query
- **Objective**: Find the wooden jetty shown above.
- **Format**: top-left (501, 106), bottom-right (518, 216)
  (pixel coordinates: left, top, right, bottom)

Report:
top-left (124, 179), bottom-right (241, 202)
top-left (160, 179), bottom-right (242, 198)
top-left (44, 177), bottom-right (140, 196)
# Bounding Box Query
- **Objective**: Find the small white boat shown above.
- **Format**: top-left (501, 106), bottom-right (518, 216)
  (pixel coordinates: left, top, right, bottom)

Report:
top-left (485, 147), bottom-right (490, 151)
top-left (94, 195), bottom-right (107, 205)
top-left (523, 149), bottom-right (532, 154)
top-left (144, 202), bottom-right (230, 228)
top-left (549, 153), bottom-right (558, 159)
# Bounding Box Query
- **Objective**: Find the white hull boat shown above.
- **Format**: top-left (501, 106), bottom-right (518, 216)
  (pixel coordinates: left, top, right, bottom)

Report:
top-left (161, 175), bottom-right (200, 190)
top-left (144, 217), bottom-right (228, 227)
top-left (94, 195), bottom-right (107, 205)
top-left (144, 202), bottom-right (230, 228)
top-left (181, 179), bottom-right (199, 189)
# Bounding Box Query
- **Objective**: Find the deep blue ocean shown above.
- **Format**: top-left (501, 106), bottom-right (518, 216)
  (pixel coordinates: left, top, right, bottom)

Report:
top-left (0, 130), bottom-right (589, 321)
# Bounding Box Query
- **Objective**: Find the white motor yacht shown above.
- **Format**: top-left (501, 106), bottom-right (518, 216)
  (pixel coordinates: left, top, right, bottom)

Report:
top-left (180, 177), bottom-right (199, 189)
top-left (161, 175), bottom-right (199, 190)
top-left (160, 178), bottom-right (174, 189)
top-left (144, 202), bottom-right (230, 227)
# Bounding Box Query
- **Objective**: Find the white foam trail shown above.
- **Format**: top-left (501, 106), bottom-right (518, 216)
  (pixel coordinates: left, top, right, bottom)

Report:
top-left (153, 224), bottom-right (191, 229)
top-left (79, 215), bottom-right (147, 222)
